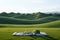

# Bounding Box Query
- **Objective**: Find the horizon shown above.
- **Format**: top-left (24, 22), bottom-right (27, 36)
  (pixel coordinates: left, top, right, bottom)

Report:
top-left (0, 0), bottom-right (60, 13)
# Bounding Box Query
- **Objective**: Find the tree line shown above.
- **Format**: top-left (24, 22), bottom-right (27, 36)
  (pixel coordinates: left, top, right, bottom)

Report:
top-left (0, 12), bottom-right (60, 20)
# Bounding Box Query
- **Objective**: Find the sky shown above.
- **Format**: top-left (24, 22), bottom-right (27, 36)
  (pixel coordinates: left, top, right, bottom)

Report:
top-left (0, 0), bottom-right (60, 13)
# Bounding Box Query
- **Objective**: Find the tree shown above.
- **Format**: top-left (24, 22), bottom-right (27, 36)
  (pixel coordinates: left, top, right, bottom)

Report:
top-left (0, 12), bottom-right (8, 16)
top-left (32, 12), bottom-right (40, 19)
top-left (8, 12), bottom-right (16, 17)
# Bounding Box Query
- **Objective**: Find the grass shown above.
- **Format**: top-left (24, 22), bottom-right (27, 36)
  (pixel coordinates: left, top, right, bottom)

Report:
top-left (0, 16), bottom-right (60, 24)
top-left (0, 28), bottom-right (60, 40)
top-left (0, 20), bottom-right (60, 28)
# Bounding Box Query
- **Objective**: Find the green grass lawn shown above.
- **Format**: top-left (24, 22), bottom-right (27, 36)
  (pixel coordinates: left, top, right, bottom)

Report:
top-left (0, 28), bottom-right (60, 40)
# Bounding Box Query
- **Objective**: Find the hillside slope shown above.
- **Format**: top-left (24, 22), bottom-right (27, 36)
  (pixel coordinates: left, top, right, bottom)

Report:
top-left (0, 20), bottom-right (60, 28)
top-left (0, 16), bottom-right (60, 24)
top-left (37, 20), bottom-right (60, 28)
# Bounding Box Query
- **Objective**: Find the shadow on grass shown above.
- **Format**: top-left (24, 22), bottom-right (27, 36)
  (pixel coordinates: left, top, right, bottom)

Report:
top-left (30, 35), bottom-right (58, 40)
top-left (12, 35), bottom-right (58, 40)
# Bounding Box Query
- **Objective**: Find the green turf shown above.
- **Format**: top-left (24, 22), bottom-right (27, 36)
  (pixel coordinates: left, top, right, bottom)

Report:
top-left (0, 28), bottom-right (60, 40)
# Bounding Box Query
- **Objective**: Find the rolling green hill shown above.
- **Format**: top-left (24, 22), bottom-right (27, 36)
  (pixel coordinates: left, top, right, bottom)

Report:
top-left (37, 20), bottom-right (60, 28)
top-left (0, 20), bottom-right (60, 28)
top-left (0, 12), bottom-right (60, 28)
top-left (0, 12), bottom-right (60, 40)
top-left (0, 16), bottom-right (60, 24)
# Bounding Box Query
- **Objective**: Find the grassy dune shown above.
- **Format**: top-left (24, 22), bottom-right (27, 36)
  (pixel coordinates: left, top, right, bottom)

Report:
top-left (0, 28), bottom-right (60, 40)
